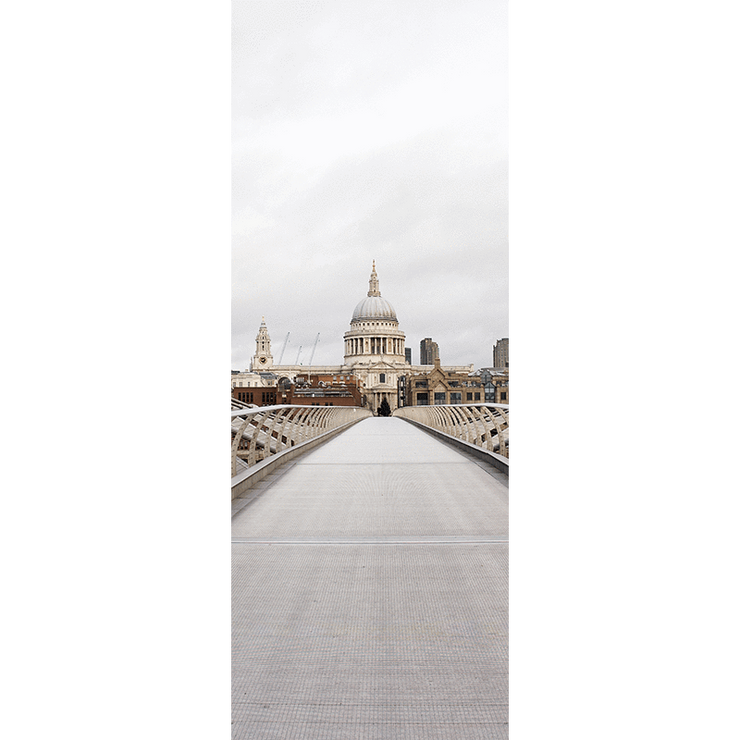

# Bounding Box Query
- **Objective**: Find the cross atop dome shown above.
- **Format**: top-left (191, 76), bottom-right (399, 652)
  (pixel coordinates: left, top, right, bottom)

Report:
top-left (367, 260), bottom-right (381, 297)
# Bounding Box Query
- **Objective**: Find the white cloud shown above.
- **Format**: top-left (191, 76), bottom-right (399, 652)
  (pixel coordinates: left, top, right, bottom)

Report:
top-left (232, 0), bottom-right (508, 372)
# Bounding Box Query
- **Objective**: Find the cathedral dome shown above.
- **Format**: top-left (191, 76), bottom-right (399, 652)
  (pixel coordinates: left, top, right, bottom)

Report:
top-left (344, 262), bottom-right (406, 367)
top-left (352, 295), bottom-right (397, 321)
top-left (350, 260), bottom-right (398, 323)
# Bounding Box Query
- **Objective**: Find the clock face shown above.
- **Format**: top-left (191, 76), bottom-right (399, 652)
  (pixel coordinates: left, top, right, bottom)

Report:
top-left (259, 357), bottom-right (267, 364)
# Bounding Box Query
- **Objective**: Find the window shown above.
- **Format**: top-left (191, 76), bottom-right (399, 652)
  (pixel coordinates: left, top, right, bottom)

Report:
top-left (450, 392), bottom-right (462, 404)
top-left (417, 392), bottom-right (429, 405)
top-left (379, 373), bottom-right (386, 383)
top-left (474, 392), bottom-right (480, 401)
top-left (466, 392), bottom-right (473, 401)
top-left (434, 392), bottom-right (446, 404)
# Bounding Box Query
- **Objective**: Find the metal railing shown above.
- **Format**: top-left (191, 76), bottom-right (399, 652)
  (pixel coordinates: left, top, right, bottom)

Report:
top-left (231, 403), bottom-right (372, 476)
top-left (393, 403), bottom-right (509, 458)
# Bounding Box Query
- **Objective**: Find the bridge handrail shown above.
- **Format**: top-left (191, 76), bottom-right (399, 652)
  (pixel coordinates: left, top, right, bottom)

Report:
top-left (393, 403), bottom-right (509, 458)
top-left (231, 404), bottom-right (371, 476)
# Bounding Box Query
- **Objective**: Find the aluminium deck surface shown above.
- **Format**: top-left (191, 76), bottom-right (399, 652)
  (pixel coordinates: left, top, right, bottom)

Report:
top-left (232, 416), bottom-right (508, 739)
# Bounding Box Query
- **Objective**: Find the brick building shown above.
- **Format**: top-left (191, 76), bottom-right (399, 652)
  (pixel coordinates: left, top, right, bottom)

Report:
top-left (283, 372), bottom-right (364, 407)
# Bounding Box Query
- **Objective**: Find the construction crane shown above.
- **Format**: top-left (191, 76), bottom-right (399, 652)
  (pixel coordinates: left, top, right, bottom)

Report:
top-left (277, 332), bottom-right (290, 365)
top-left (307, 333), bottom-right (320, 383)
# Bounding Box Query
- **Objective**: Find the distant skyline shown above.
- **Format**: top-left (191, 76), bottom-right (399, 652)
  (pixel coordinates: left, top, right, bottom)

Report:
top-left (232, 0), bottom-right (508, 371)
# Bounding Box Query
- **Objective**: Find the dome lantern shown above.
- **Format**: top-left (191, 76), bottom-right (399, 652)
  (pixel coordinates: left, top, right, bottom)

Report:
top-left (367, 259), bottom-right (381, 297)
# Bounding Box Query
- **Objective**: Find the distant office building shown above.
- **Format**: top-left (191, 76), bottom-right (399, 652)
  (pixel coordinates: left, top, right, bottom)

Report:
top-left (405, 348), bottom-right (412, 364)
top-left (420, 338), bottom-right (439, 366)
top-left (493, 338), bottom-right (509, 370)
top-left (478, 367), bottom-right (509, 404)
top-left (398, 357), bottom-right (484, 407)
top-left (231, 370), bottom-right (276, 389)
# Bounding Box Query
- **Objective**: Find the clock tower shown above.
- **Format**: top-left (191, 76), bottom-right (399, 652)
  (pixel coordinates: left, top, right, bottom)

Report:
top-left (250, 317), bottom-right (273, 370)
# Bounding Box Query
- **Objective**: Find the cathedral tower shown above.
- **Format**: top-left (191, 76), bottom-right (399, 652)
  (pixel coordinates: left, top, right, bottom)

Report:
top-left (251, 317), bottom-right (273, 370)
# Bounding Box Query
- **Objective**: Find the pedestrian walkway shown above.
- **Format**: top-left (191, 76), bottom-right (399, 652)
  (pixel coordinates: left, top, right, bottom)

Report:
top-left (232, 416), bottom-right (509, 739)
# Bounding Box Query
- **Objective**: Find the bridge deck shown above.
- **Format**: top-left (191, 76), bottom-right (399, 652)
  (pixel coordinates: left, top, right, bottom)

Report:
top-left (232, 417), bottom-right (508, 739)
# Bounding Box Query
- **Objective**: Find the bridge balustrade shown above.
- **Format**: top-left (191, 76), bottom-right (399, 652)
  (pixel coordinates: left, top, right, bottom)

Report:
top-left (393, 403), bottom-right (509, 458)
top-left (231, 403), bottom-right (372, 476)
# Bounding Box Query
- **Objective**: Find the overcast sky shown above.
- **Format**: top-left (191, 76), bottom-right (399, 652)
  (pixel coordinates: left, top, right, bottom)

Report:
top-left (232, 0), bottom-right (507, 371)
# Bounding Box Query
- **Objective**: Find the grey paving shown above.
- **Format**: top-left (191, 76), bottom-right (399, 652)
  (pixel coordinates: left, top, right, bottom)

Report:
top-left (232, 417), bottom-right (508, 739)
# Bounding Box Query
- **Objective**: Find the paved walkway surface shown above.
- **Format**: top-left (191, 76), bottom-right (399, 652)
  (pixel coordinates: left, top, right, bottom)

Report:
top-left (232, 417), bottom-right (508, 739)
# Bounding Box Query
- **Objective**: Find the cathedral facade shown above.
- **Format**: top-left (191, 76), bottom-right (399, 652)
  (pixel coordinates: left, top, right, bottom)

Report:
top-left (240, 263), bottom-right (473, 414)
